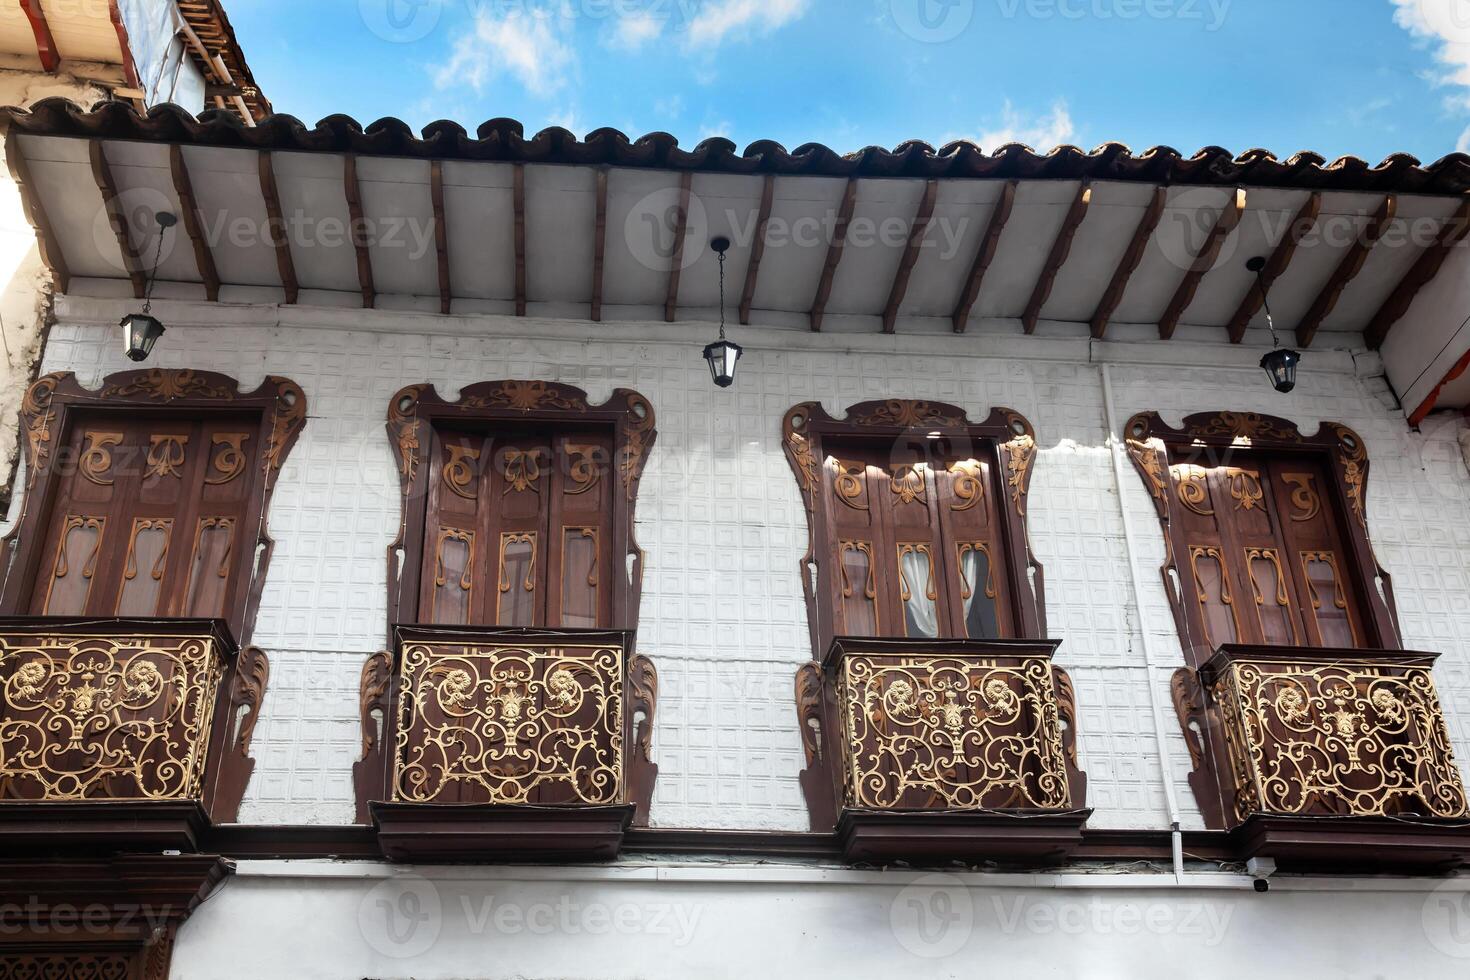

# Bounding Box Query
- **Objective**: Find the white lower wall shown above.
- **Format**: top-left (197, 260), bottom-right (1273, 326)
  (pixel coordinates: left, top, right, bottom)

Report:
top-left (167, 862), bottom-right (1470, 979)
top-left (13, 296), bottom-right (1470, 836)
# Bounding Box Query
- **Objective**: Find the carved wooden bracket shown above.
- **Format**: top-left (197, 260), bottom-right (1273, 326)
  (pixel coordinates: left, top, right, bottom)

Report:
top-left (627, 652), bottom-right (659, 827)
top-left (352, 649), bottom-right (394, 824)
top-left (205, 644), bottom-right (270, 823)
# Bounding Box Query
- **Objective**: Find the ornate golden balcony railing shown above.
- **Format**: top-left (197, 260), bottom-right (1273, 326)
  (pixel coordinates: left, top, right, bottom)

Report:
top-left (797, 638), bottom-right (1088, 861)
top-left (0, 620), bottom-right (234, 802)
top-left (838, 647), bottom-right (1076, 811)
top-left (365, 626), bottom-right (657, 809)
top-left (1201, 645), bottom-right (1469, 825)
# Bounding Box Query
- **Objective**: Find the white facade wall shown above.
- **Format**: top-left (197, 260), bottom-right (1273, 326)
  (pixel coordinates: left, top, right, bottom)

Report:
top-left (17, 297), bottom-right (1470, 835)
top-left (13, 298), bottom-right (1470, 977)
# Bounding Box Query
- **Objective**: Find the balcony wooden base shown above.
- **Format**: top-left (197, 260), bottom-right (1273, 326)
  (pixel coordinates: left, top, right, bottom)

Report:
top-left (837, 808), bottom-right (1091, 865)
top-left (0, 852), bottom-right (228, 961)
top-left (0, 801), bottom-right (209, 855)
top-left (1231, 814), bottom-right (1470, 872)
top-left (371, 802), bottom-right (635, 862)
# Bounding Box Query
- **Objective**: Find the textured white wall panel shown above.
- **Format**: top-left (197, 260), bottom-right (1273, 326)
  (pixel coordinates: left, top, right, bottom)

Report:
top-left (21, 307), bottom-right (1470, 835)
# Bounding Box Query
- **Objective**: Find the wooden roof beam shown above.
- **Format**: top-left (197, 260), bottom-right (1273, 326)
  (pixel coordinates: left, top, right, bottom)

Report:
top-left (1023, 180), bottom-right (1091, 334)
top-left (739, 174), bottom-right (775, 326)
top-left (430, 161), bottom-right (451, 314)
top-left (343, 154), bottom-right (375, 309)
top-left (169, 144), bottom-right (219, 302)
top-left (257, 151), bottom-right (298, 304)
top-left (952, 180), bottom-right (1017, 334)
top-left (5, 130), bottom-right (68, 293)
top-left (1159, 187), bottom-right (1246, 340)
top-left (107, 0), bottom-right (142, 90)
top-left (89, 140), bottom-right (146, 299)
top-left (809, 177), bottom-right (859, 332)
top-left (1091, 186), bottom-right (1166, 340)
top-left (18, 0), bottom-right (59, 72)
top-left (513, 162), bottom-right (527, 316)
top-left (664, 172), bottom-right (692, 323)
top-left (591, 168), bottom-right (607, 322)
top-left (1364, 195), bottom-right (1470, 350)
top-left (1295, 194), bottom-right (1396, 348)
top-left (882, 179), bottom-right (938, 334)
top-left (1227, 192), bottom-right (1321, 344)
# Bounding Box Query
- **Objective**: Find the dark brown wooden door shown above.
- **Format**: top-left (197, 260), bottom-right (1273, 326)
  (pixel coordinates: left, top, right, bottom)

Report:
top-left (1167, 451), bottom-right (1368, 649)
top-left (30, 412), bottom-right (261, 619)
top-left (419, 424), bottom-right (615, 628)
top-left (819, 441), bottom-right (1011, 640)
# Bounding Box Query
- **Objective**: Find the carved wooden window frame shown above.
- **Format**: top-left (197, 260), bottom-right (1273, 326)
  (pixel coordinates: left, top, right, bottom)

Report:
top-left (781, 399), bottom-right (1047, 654)
top-left (0, 368), bottom-right (307, 821)
top-left (1123, 410), bottom-right (1399, 669)
top-left (2, 368), bottom-right (306, 638)
top-left (382, 380), bottom-right (656, 634)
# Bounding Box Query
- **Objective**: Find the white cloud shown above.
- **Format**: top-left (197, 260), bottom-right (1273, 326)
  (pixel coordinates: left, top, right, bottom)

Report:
top-left (608, 11), bottom-right (664, 51)
top-left (956, 100), bottom-right (1077, 151)
top-left (1391, 0), bottom-right (1470, 106)
top-left (685, 0), bottom-right (810, 48)
top-left (1459, 124), bottom-right (1470, 152)
top-left (433, 9), bottom-right (575, 98)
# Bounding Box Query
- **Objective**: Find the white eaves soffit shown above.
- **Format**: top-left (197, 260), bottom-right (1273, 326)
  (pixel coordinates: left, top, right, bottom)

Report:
top-left (11, 133), bottom-right (1470, 416)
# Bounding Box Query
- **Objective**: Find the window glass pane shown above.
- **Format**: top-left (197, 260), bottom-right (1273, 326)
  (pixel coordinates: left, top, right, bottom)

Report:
top-left (185, 517), bottom-right (237, 618)
top-left (431, 528), bottom-right (474, 625)
top-left (43, 516), bottom-right (105, 615)
top-left (897, 544), bottom-right (938, 638)
top-left (1189, 546), bottom-right (1239, 649)
top-left (498, 532), bottom-right (538, 627)
top-left (1246, 548), bottom-right (1296, 645)
top-left (958, 543), bottom-right (1000, 640)
top-left (838, 540), bottom-right (878, 635)
top-left (560, 527), bottom-right (599, 628)
top-left (1303, 551), bottom-right (1356, 647)
top-left (116, 518), bottom-right (173, 616)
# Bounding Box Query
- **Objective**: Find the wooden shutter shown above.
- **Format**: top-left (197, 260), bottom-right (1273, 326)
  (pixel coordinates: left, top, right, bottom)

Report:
top-left (420, 424), bottom-right (614, 629)
top-left (30, 412), bottom-right (260, 619)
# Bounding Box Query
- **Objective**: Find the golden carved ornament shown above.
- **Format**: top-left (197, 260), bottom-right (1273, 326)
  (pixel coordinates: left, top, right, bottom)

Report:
top-left (464, 380), bottom-right (586, 414)
top-left (79, 431), bottom-right (124, 486)
top-left (20, 375), bottom-right (59, 490)
top-left (949, 460), bottom-right (988, 515)
top-left (1281, 472), bottom-right (1321, 522)
top-left (840, 652), bottom-right (1071, 810)
top-left (563, 443), bottom-right (603, 496)
top-left (888, 464), bottom-right (927, 505)
top-left (145, 434), bottom-right (189, 480)
top-left (262, 378), bottom-right (306, 477)
top-left (1333, 425), bottom-right (1368, 529)
top-left (1212, 657), bottom-right (1469, 822)
top-left (849, 400), bottom-right (965, 428)
top-left (1002, 433), bottom-right (1036, 516)
top-left (443, 444), bottom-right (481, 500)
top-left (205, 433), bottom-right (251, 486)
top-left (392, 641), bottom-right (624, 805)
top-left (1191, 411), bottom-right (1301, 443)
top-left (499, 448), bottom-right (544, 494)
top-left (1174, 465), bottom-right (1214, 516)
top-left (832, 460), bottom-right (868, 510)
top-left (102, 369), bottom-right (232, 402)
top-left (1226, 468), bottom-right (1264, 511)
top-left (0, 631), bottom-right (225, 801)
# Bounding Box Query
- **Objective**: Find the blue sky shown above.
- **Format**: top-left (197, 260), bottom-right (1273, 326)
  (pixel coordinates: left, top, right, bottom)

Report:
top-left (227, 0), bottom-right (1470, 163)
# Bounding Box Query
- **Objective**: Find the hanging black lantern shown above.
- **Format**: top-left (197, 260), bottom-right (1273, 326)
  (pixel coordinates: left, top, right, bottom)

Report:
top-left (120, 211), bottom-right (176, 362)
top-left (1260, 347), bottom-right (1301, 394)
top-left (702, 236), bottom-right (742, 387)
top-left (1246, 255), bottom-right (1300, 394)
top-left (120, 312), bottom-right (166, 362)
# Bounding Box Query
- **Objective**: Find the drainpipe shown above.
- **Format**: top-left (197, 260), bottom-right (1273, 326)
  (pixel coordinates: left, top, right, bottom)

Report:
top-left (1100, 363), bottom-right (1185, 883)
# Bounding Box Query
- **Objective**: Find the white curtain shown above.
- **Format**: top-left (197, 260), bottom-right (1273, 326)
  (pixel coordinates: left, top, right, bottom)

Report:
top-left (900, 548), bottom-right (939, 638)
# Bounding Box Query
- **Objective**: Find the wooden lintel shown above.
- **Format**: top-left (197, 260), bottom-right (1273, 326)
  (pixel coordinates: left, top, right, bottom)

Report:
top-left (1159, 187), bottom-right (1247, 340)
top-left (809, 177), bottom-right (859, 332)
top-left (430, 161), bottom-right (451, 315)
top-left (1295, 194), bottom-right (1396, 348)
top-left (664, 172), bottom-right (693, 323)
top-left (5, 129), bottom-right (69, 293)
top-left (513, 162), bottom-right (527, 317)
top-left (952, 180), bottom-right (1017, 333)
top-left (1023, 181), bottom-right (1092, 334)
top-left (1227, 192), bottom-right (1322, 344)
top-left (89, 140), bottom-right (146, 298)
top-left (257, 151), bottom-right (298, 304)
top-left (882, 179), bottom-right (938, 334)
top-left (739, 174), bottom-right (775, 326)
top-left (343, 154), bottom-right (375, 309)
top-left (1364, 196), bottom-right (1470, 351)
top-left (1091, 186), bottom-right (1166, 340)
top-left (169, 144), bottom-right (220, 302)
top-left (591, 168), bottom-right (607, 322)
top-left (18, 0), bottom-right (59, 72)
